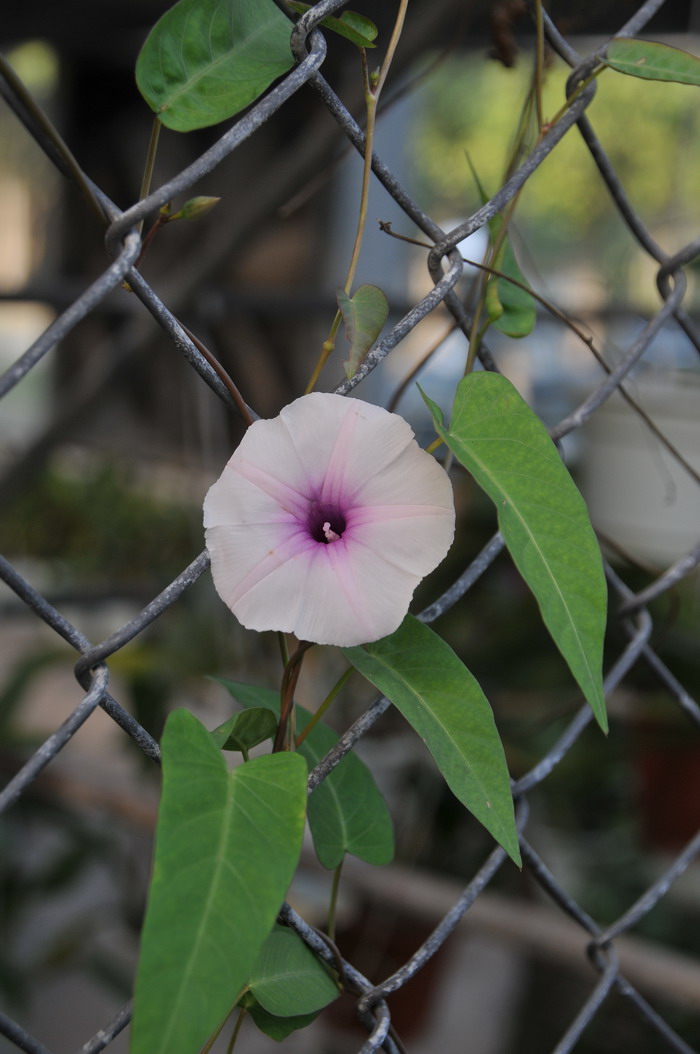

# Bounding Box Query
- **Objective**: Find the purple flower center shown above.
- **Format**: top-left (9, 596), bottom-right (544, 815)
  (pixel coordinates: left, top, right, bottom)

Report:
top-left (307, 501), bottom-right (347, 544)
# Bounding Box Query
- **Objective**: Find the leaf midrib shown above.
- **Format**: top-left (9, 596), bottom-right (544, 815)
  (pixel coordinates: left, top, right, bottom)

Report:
top-left (441, 423), bottom-right (600, 706)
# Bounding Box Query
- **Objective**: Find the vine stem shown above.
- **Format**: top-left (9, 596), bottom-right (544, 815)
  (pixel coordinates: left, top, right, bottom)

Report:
top-left (304, 0), bottom-right (410, 393)
top-left (295, 666), bottom-right (355, 747)
top-left (327, 858), bottom-right (344, 942)
top-left (225, 1008), bottom-right (247, 1054)
top-left (138, 117), bottom-right (162, 232)
top-left (533, 0), bottom-right (546, 131)
top-left (273, 641), bottom-right (314, 752)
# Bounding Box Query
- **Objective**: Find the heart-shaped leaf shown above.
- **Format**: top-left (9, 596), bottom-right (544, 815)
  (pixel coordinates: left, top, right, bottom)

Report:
top-left (343, 616), bottom-right (520, 866)
top-left (216, 679), bottom-right (394, 869)
top-left (131, 709), bottom-right (307, 1054)
top-left (337, 284), bottom-right (389, 379)
top-left (246, 925), bottom-right (339, 1016)
top-left (245, 1002), bottom-right (319, 1041)
top-left (423, 373), bottom-right (607, 731)
top-left (136, 0), bottom-right (294, 132)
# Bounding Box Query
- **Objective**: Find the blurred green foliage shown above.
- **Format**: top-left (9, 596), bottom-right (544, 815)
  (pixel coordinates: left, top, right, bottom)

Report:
top-left (0, 459), bottom-right (200, 587)
top-left (412, 51), bottom-right (700, 263)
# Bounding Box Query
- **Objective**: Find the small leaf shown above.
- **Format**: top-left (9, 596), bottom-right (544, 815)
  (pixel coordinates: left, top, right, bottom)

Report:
top-left (484, 216), bottom-right (536, 337)
top-left (168, 196), bottom-right (221, 221)
top-left (212, 707), bottom-right (278, 752)
top-left (337, 285), bottom-right (389, 379)
top-left (604, 38), bottom-right (700, 86)
top-left (466, 156), bottom-right (535, 337)
top-left (246, 925), bottom-right (339, 1017)
top-left (423, 373), bottom-right (607, 731)
top-left (131, 710), bottom-right (307, 1054)
top-left (246, 1002), bottom-right (319, 1041)
top-left (343, 616), bottom-right (520, 866)
top-left (215, 680), bottom-right (394, 868)
top-left (135, 0), bottom-right (294, 132)
top-left (287, 3), bottom-right (378, 47)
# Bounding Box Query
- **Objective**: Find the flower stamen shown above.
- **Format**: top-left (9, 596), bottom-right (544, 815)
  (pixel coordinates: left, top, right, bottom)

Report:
top-left (323, 521), bottom-right (341, 543)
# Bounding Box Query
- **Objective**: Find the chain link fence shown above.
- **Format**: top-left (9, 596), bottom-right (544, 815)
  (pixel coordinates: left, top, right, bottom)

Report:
top-left (2, 0), bottom-right (700, 1050)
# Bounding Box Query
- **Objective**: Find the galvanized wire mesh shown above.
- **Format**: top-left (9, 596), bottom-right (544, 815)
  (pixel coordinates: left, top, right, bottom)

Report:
top-left (2, 0), bottom-right (700, 1051)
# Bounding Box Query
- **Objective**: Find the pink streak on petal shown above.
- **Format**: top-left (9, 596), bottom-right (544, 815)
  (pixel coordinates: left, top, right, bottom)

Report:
top-left (325, 538), bottom-right (377, 639)
top-left (290, 541), bottom-right (377, 645)
top-left (206, 520), bottom-right (316, 616)
top-left (348, 503), bottom-right (452, 527)
top-left (234, 457), bottom-right (309, 520)
top-left (318, 400), bottom-right (359, 506)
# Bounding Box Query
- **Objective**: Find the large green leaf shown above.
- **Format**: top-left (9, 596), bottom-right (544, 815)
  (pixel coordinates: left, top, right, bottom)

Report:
top-left (131, 710), bottom-right (307, 1054)
top-left (604, 38), bottom-right (700, 86)
top-left (246, 925), bottom-right (339, 1016)
top-left (423, 373), bottom-right (607, 731)
top-left (135, 0), bottom-right (294, 132)
top-left (216, 680), bottom-right (394, 869)
top-left (343, 616), bottom-right (520, 866)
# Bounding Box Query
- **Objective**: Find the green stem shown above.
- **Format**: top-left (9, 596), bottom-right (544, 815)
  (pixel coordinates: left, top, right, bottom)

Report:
top-left (200, 1007), bottom-right (234, 1054)
top-left (547, 66), bottom-right (603, 129)
top-left (138, 117), bottom-right (162, 232)
top-left (225, 1007), bottom-right (247, 1054)
top-left (295, 667), bottom-right (355, 748)
top-left (425, 436), bottom-right (443, 455)
top-left (278, 631), bottom-right (290, 667)
top-left (533, 0), bottom-right (545, 131)
top-left (327, 858), bottom-right (344, 943)
top-left (304, 0), bottom-right (409, 393)
top-left (0, 51), bottom-right (106, 225)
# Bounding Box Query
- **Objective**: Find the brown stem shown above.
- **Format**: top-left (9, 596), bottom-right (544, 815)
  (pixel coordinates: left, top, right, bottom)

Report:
top-left (273, 641), bottom-right (314, 752)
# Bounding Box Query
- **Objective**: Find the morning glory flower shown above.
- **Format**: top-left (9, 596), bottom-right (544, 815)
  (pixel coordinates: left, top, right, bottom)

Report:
top-left (203, 392), bottom-right (455, 647)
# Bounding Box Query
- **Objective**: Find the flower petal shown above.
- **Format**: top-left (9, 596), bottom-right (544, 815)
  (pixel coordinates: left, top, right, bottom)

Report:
top-left (280, 393), bottom-right (416, 503)
top-left (204, 393), bottom-right (456, 646)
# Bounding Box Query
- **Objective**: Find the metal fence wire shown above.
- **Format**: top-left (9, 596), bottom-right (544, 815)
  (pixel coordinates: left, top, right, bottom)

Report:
top-left (2, 0), bottom-right (700, 1051)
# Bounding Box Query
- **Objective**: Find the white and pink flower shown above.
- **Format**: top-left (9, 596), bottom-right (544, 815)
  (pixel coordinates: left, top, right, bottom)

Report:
top-left (204, 393), bottom-right (454, 646)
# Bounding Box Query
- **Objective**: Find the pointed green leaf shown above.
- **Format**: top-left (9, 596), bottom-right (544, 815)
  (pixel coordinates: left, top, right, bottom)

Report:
top-left (423, 373), bottom-right (607, 731)
top-left (343, 616), bottom-right (520, 866)
top-left (246, 925), bottom-right (339, 1016)
top-left (246, 1002), bottom-right (319, 1041)
top-left (212, 707), bottom-right (278, 752)
top-left (287, 3), bottom-right (378, 47)
top-left (135, 0), bottom-right (294, 132)
top-left (337, 285), bottom-right (389, 379)
top-left (215, 680), bottom-right (394, 868)
top-left (131, 710), bottom-right (307, 1054)
top-left (604, 38), bottom-right (700, 86)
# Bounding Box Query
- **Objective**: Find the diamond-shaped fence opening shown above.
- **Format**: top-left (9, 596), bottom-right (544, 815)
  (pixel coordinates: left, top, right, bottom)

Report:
top-left (2, 1), bottom-right (700, 1052)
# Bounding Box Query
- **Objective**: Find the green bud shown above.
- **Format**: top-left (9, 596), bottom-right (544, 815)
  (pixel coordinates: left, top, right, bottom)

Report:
top-left (168, 196), bottom-right (221, 222)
